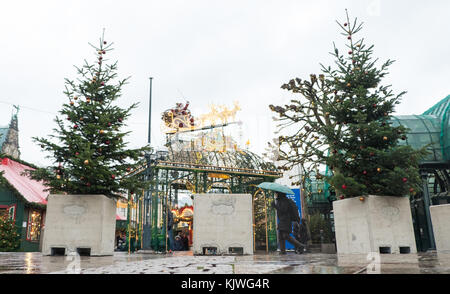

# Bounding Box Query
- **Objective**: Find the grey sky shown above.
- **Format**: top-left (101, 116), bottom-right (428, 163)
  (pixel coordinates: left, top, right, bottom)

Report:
top-left (1, 0), bottom-right (449, 167)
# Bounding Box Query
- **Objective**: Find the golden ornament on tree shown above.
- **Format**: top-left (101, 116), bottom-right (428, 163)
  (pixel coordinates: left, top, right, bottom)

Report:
top-left (84, 160), bottom-right (89, 165)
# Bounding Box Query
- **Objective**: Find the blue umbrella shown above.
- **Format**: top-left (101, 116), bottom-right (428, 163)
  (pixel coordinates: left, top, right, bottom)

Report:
top-left (257, 182), bottom-right (294, 195)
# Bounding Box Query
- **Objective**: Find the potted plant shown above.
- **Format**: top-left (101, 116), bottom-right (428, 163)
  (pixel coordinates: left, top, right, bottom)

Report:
top-left (270, 11), bottom-right (426, 255)
top-left (27, 34), bottom-right (149, 256)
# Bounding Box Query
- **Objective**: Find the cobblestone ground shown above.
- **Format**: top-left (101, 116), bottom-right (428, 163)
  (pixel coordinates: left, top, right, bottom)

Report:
top-left (1, 251), bottom-right (450, 274)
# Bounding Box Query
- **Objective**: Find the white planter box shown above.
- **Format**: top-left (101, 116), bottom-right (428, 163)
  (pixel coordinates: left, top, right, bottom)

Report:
top-left (42, 194), bottom-right (116, 256)
top-left (193, 194), bottom-right (253, 255)
top-left (333, 195), bottom-right (417, 255)
top-left (430, 204), bottom-right (450, 252)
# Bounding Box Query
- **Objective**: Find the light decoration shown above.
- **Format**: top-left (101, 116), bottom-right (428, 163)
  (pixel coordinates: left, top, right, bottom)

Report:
top-left (26, 210), bottom-right (42, 241)
top-left (163, 101), bottom-right (245, 154)
top-left (161, 101), bottom-right (241, 134)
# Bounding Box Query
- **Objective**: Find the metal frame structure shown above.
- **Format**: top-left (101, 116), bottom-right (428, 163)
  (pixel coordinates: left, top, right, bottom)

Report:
top-left (125, 108), bottom-right (283, 252)
top-left (129, 148), bottom-right (282, 252)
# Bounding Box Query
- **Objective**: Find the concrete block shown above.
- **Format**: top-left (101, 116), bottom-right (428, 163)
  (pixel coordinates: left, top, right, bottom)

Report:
top-left (42, 194), bottom-right (116, 256)
top-left (430, 204), bottom-right (450, 252)
top-left (333, 195), bottom-right (417, 255)
top-left (321, 243), bottom-right (336, 254)
top-left (193, 194), bottom-right (253, 255)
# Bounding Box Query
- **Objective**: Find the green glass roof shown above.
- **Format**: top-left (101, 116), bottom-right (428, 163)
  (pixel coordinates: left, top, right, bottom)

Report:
top-left (390, 114), bottom-right (443, 162)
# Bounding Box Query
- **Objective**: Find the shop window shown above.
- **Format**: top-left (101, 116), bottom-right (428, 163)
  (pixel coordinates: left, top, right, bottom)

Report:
top-left (26, 210), bottom-right (42, 242)
top-left (8, 205), bottom-right (16, 222)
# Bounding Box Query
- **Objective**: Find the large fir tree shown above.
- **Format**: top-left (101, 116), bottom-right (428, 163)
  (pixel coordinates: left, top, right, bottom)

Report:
top-left (28, 34), bottom-right (149, 198)
top-left (270, 11), bottom-right (427, 198)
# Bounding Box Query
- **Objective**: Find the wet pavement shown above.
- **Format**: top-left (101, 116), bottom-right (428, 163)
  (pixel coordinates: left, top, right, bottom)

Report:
top-left (1, 251), bottom-right (450, 274)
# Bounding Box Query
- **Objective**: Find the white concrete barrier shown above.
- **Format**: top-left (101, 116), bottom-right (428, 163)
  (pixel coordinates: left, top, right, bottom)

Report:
top-left (42, 194), bottom-right (116, 256)
top-left (430, 204), bottom-right (450, 252)
top-left (193, 194), bottom-right (253, 255)
top-left (333, 195), bottom-right (417, 255)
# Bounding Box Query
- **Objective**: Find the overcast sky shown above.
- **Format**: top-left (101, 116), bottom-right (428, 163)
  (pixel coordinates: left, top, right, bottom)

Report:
top-left (1, 0), bottom-right (449, 167)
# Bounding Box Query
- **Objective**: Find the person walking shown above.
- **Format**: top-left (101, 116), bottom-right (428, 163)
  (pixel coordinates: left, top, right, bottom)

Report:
top-left (271, 192), bottom-right (305, 254)
top-left (166, 205), bottom-right (175, 253)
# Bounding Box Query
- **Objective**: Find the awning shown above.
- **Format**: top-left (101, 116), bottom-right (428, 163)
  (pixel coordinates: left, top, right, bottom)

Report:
top-left (0, 157), bottom-right (48, 205)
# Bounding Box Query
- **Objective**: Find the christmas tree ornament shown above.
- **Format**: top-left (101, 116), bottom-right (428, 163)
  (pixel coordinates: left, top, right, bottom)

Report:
top-left (86, 98), bottom-right (91, 103)
top-left (99, 130), bottom-right (104, 134)
top-left (74, 124), bottom-right (78, 129)
top-left (111, 174), bottom-right (115, 179)
top-left (75, 152), bottom-right (80, 156)
top-left (383, 136), bottom-right (388, 141)
top-left (84, 159), bottom-right (89, 165)
top-left (359, 197), bottom-right (365, 202)
top-left (342, 184), bottom-right (347, 190)
top-left (402, 177), bottom-right (408, 183)
top-left (377, 168), bottom-right (381, 172)
top-left (70, 101), bottom-right (74, 106)
top-left (56, 175), bottom-right (61, 180)
top-left (74, 96), bottom-right (78, 100)
top-left (363, 170), bottom-right (367, 175)
top-left (339, 195), bottom-right (345, 200)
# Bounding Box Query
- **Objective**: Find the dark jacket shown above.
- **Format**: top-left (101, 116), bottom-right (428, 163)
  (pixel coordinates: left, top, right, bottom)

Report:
top-left (167, 210), bottom-right (174, 230)
top-left (272, 195), bottom-right (299, 233)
